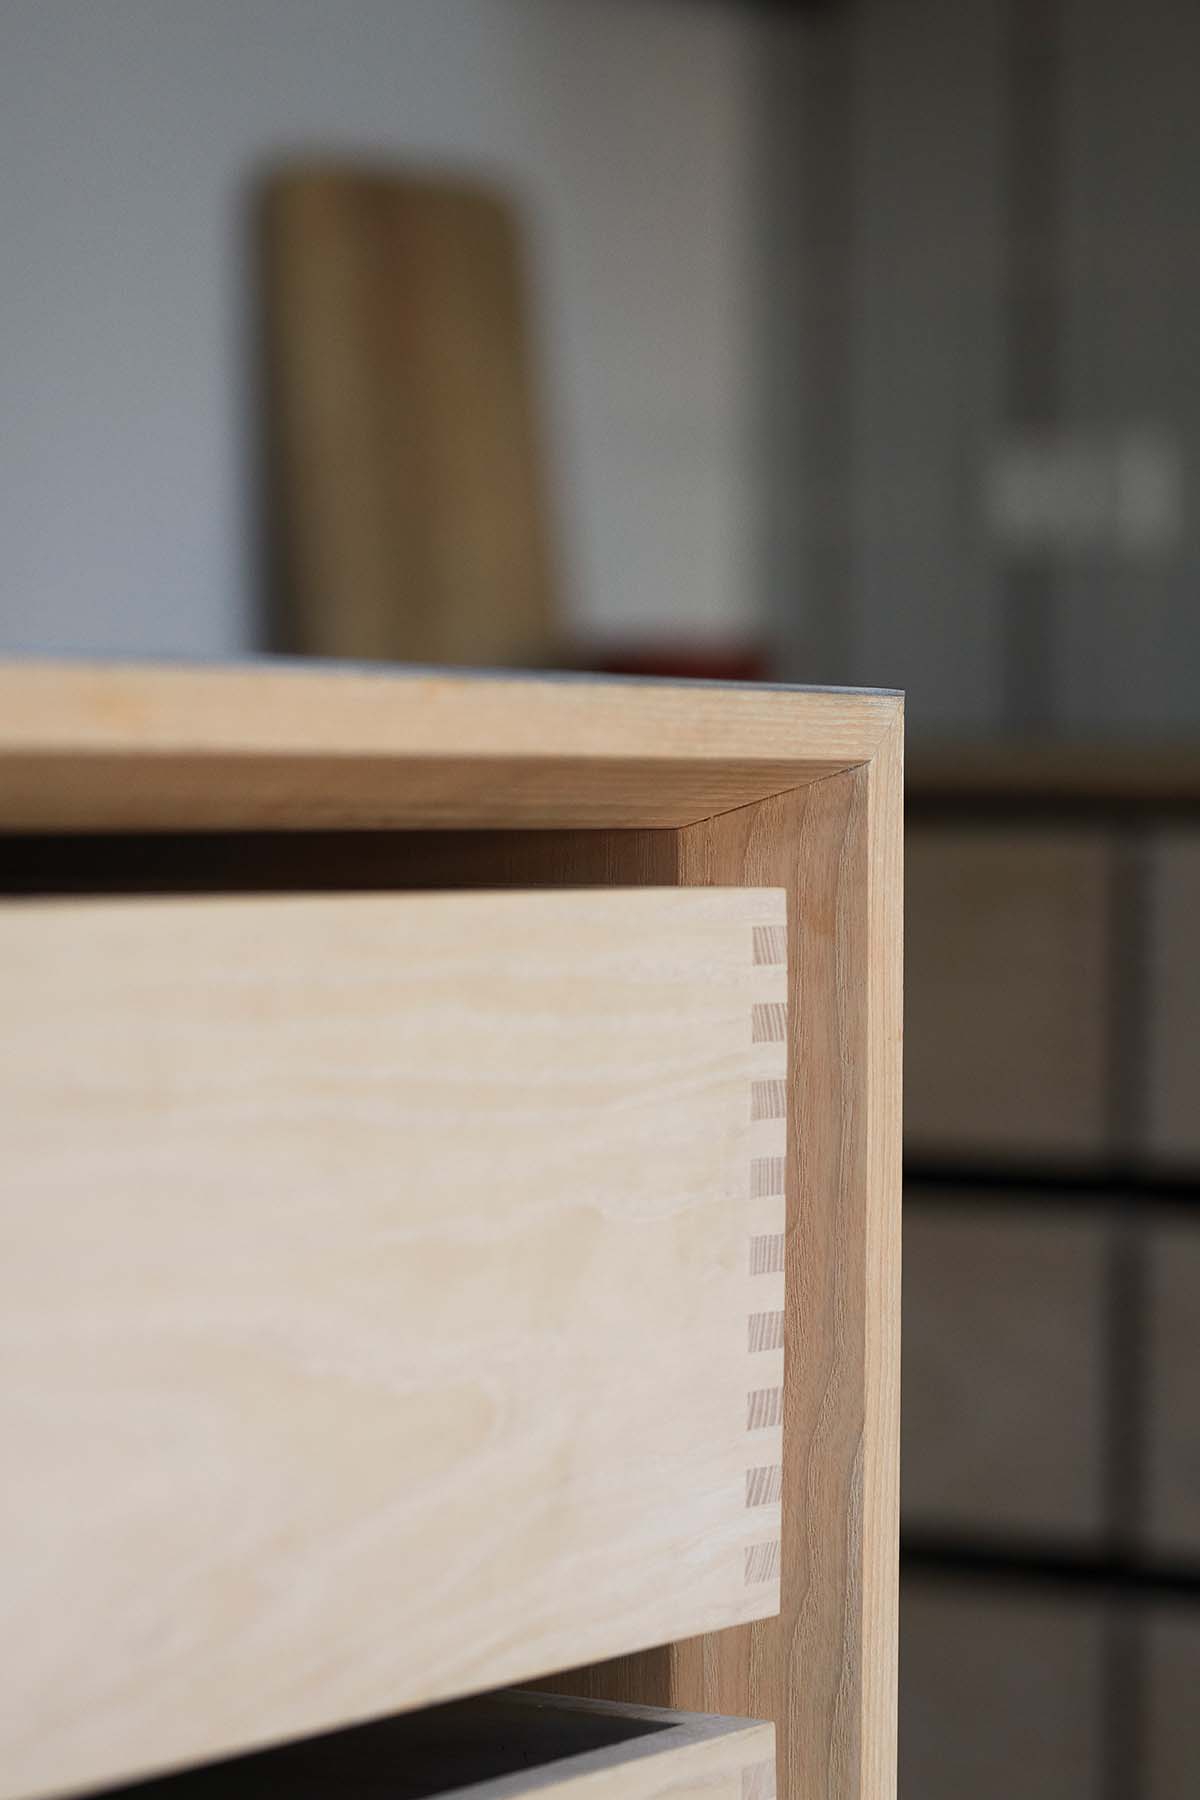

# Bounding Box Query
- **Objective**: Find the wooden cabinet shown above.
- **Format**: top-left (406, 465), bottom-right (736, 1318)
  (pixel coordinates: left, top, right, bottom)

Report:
top-left (902, 1206), bottom-right (1109, 1540)
top-left (0, 661), bottom-right (903, 1800)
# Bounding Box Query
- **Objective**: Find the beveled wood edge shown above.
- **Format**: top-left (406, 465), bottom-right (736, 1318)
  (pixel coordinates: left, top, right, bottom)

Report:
top-left (859, 713), bottom-right (904, 1800)
top-left (543, 714), bottom-right (904, 1800)
top-left (0, 661), bottom-right (903, 832)
top-left (0, 664), bottom-right (904, 1798)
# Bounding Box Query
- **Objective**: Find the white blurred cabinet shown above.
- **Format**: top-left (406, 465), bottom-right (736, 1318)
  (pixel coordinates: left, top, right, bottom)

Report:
top-left (0, 660), bottom-right (905, 1800)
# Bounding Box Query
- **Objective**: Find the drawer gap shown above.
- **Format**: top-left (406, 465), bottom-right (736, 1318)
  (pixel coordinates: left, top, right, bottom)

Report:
top-left (92, 1692), bottom-right (770, 1800)
top-left (0, 829), bottom-right (680, 897)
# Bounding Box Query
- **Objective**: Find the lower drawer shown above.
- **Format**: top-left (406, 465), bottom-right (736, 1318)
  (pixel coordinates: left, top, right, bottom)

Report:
top-left (0, 888), bottom-right (787, 1800)
top-left (101, 1693), bottom-right (776, 1800)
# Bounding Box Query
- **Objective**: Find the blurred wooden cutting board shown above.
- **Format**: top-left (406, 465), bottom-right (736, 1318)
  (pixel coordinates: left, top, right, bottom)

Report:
top-left (262, 166), bottom-right (559, 666)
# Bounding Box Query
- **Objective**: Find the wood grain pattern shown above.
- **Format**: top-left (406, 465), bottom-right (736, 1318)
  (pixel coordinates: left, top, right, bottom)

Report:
top-left (97, 1692), bottom-right (776, 1800)
top-left (0, 887), bottom-right (785, 1800)
top-left (744, 920), bottom-right (787, 1595)
top-left (0, 666), bottom-right (904, 1800)
top-left (541, 716), bottom-right (905, 1800)
top-left (0, 661), bottom-right (900, 832)
top-left (261, 170), bottom-right (558, 668)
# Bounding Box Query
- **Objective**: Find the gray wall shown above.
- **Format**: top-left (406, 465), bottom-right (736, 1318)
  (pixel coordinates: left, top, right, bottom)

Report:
top-left (773, 0), bottom-right (1200, 738)
top-left (1056, 0), bottom-right (1200, 736)
top-left (0, 0), bottom-right (765, 658)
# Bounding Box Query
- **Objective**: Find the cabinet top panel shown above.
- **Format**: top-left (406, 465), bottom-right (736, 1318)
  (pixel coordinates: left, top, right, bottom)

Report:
top-left (0, 658), bottom-right (902, 832)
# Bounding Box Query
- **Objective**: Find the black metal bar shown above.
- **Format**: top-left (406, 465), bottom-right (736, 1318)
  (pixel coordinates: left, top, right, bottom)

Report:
top-left (902, 1535), bottom-right (1200, 1605)
top-left (905, 1165), bottom-right (1200, 1207)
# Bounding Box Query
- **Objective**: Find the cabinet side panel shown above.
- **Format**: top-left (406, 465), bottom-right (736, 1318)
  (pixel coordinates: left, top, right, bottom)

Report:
top-left (554, 748), bottom-right (903, 1800)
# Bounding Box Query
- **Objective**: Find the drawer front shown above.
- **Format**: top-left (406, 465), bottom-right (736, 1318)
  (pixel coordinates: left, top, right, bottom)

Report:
top-left (99, 1693), bottom-right (777, 1800)
top-left (905, 829), bottom-right (1114, 1161)
top-left (0, 888), bottom-right (787, 1800)
top-left (1146, 830), bottom-right (1200, 1167)
top-left (902, 1205), bottom-right (1109, 1540)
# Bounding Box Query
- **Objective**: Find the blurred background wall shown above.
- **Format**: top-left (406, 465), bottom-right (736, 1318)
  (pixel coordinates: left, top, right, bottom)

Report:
top-left (6, 0), bottom-right (1199, 739)
top-left (768, 0), bottom-right (1200, 738)
top-left (0, 0), bottom-right (762, 661)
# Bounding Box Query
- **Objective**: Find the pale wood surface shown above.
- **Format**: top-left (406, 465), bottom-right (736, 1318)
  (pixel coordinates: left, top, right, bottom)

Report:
top-left (0, 887), bottom-right (785, 1800)
top-left (857, 717), bottom-right (904, 1800)
top-left (101, 1692), bottom-right (775, 1800)
top-left (543, 716), bottom-right (904, 1800)
top-left (0, 661), bottom-right (900, 831)
top-left (905, 826), bottom-right (1113, 1160)
top-left (903, 1207), bottom-right (1109, 1539)
top-left (0, 664), bottom-right (905, 1800)
top-left (262, 170), bottom-right (558, 668)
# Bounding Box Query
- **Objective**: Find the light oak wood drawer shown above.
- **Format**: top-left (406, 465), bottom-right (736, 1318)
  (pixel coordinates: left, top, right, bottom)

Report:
top-left (100, 1693), bottom-right (776, 1800)
top-left (0, 888), bottom-right (788, 1800)
top-left (902, 1205), bottom-right (1109, 1541)
top-left (905, 828), bottom-right (1114, 1161)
